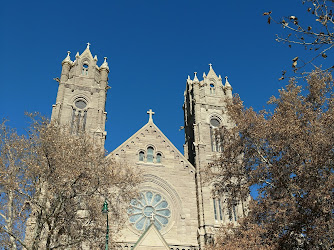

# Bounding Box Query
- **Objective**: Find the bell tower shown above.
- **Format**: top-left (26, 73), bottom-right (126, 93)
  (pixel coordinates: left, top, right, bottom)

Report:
top-left (183, 64), bottom-right (244, 247)
top-left (51, 43), bottom-right (110, 147)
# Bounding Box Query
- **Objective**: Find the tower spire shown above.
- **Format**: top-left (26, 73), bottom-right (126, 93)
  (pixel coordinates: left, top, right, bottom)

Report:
top-left (62, 51), bottom-right (72, 65)
top-left (100, 57), bottom-right (109, 71)
top-left (225, 76), bottom-right (231, 87)
top-left (224, 76), bottom-right (232, 98)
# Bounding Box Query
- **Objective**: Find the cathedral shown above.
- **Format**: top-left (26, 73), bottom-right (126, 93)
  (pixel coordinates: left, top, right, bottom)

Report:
top-left (51, 44), bottom-right (247, 249)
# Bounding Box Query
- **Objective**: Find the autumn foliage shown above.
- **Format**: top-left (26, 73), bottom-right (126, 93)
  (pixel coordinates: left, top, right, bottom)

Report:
top-left (208, 70), bottom-right (334, 249)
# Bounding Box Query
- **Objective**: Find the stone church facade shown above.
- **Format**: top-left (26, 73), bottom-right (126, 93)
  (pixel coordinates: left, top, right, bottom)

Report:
top-left (51, 44), bottom-right (247, 249)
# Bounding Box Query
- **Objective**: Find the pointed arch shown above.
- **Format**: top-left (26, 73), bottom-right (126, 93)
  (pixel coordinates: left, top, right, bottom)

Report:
top-left (81, 58), bottom-right (91, 76)
top-left (209, 116), bottom-right (222, 152)
top-left (71, 97), bottom-right (89, 134)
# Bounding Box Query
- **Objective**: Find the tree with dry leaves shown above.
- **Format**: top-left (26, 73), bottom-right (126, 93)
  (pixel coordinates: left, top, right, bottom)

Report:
top-left (264, 0), bottom-right (334, 77)
top-left (207, 70), bottom-right (334, 249)
top-left (0, 121), bottom-right (30, 249)
top-left (0, 115), bottom-right (140, 249)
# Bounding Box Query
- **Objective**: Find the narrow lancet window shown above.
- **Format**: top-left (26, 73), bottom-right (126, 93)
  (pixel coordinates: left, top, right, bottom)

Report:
top-left (71, 99), bottom-right (88, 134)
top-left (147, 147), bottom-right (154, 163)
top-left (228, 204), bottom-right (238, 222)
top-left (233, 204), bottom-right (237, 221)
top-left (218, 198), bottom-right (223, 221)
top-left (210, 118), bottom-right (222, 152)
top-left (213, 198), bottom-right (217, 221)
top-left (82, 63), bottom-right (89, 75)
top-left (139, 151), bottom-right (145, 161)
top-left (210, 83), bottom-right (215, 94)
top-left (156, 153), bottom-right (161, 163)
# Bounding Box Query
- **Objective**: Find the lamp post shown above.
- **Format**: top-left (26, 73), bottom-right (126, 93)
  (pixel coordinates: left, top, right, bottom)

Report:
top-left (102, 199), bottom-right (109, 250)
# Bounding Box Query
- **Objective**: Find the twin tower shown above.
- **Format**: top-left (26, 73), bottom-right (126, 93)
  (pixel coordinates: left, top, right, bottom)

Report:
top-left (51, 43), bottom-right (109, 146)
top-left (51, 44), bottom-right (245, 249)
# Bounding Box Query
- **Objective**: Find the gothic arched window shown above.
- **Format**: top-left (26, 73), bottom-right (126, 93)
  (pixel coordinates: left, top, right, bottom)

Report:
top-left (147, 147), bottom-right (154, 163)
top-left (213, 197), bottom-right (224, 222)
top-left (156, 153), bottom-right (162, 163)
top-left (210, 118), bottom-right (222, 152)
top-left (82, 63), bottom-right (89, 75)
top-left (210, 83), bottom-right (215, 94)
top-left (228, 203), bottom-right (238, 222)
top-left (139, 151), bottom-right (145, 161)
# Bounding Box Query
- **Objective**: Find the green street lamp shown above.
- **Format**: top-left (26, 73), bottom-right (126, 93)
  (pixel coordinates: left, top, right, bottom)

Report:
top-left (102, 199), bottom-right (109, 250)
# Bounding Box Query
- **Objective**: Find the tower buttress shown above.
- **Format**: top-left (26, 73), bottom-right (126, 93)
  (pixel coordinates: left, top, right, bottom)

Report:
top-left (51, 44), bottom-right (110, 147)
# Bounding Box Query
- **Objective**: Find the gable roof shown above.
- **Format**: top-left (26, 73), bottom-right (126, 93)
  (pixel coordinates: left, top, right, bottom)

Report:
top-left (109, 119), bottom-right (196, 173)
top-left (206, 64), bottom-right (218, 79)
top-left (80, 43), bottom-right (94, 60)
top-left (132, 223), bottom-right (170, 250)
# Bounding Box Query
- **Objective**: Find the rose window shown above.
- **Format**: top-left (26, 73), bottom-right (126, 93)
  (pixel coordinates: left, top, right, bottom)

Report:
top-left (128, 191), bottom-right (171, 231)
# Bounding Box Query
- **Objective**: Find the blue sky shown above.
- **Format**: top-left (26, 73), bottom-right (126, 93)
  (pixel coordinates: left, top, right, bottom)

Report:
top-left (0, 0), bottom-right (328, 153)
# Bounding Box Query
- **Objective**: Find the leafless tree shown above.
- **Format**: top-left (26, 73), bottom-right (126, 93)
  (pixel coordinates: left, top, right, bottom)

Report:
top-left (264, 0), bottom-right (334, 78)
top-left (0, 115), bottom-right (140, 249)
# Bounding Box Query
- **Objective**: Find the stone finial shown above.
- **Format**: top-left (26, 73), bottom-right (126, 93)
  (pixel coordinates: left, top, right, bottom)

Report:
top-left (193, 72), bottom-right (199, 82)
top-left (62, 51), bottom-right (72, 64)
top-left (94, 55), bottom-right (98, 61)
top-left (225, 76), bottom-right (231, 88)
top-left (147, 109), bottom-right (155, 122)
top-left (86, 42), bottom-right (91, 49)
top-left (203, 72), bottom-right (206, 78)
top-left (218, 75), bottom-right (222, 80)
top-left (75, 52), bottom-right (80, 58)
top-left (225, 75), bottom-right (232, 98)
top-left (209, 63), bottom-right (212, 69)
top-left (100, 57), bottom-right (109, 71)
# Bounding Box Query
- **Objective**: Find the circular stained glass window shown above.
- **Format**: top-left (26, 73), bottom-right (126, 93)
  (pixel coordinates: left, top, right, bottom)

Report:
top-left (210, 118), bottom-right (220, 127)
top-left (75, 100), bottom-right (87, 109)
top-left (128, 191), bottom-right (171, 231)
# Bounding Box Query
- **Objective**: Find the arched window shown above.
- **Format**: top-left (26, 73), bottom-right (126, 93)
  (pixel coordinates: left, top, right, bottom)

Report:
top-left (213, 198), bottom-right (223, 222)
top-left (82, 63), bottom-right (89, 75)
top-left (213, 198), bottom-right (217, 221)
top-left (139, 151), bottom-right (145, 161)
top-left (147, 147), bottom-right (154, 163)
top-left (210, 83), bottom-right (215, 94)
top-left (156, 153), bottom-right (162, 163)
top-left (228, 203), bottom-right (238, 222)
top-left (210, 118), bottom-right (222, 152)
top-left (71, 99), bottom-right (88, 134)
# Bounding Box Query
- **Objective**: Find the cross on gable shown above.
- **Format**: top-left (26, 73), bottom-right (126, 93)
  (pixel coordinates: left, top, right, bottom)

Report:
top-left (86, 42), bottom-right (91, 49)
top-left (147, 109), bottom-right (155, 122)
